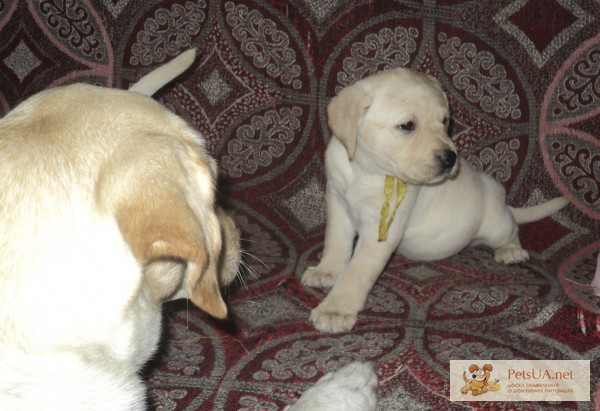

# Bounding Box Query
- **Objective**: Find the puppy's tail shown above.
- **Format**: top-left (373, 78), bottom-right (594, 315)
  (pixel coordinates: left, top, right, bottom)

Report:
top-left (509, 197), bottom-right (569, 224)
top-left (129, 48), bottom-right (197, 96)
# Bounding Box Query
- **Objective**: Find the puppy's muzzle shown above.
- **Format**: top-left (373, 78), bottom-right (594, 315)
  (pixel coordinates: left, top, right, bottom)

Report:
top-left (438, 149), bottom-right (457, 171)
top-left (217, 208), bottom-right (241, 287)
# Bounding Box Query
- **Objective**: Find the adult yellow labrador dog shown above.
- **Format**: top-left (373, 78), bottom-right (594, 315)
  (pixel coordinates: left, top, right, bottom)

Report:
top-left (0, 50), bottom-right (240, 409)
top-left (303, 68), bottom-right (568, 333)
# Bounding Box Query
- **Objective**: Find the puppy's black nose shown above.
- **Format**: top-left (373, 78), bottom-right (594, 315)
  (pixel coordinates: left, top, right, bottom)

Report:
top-left (438, 150), bottom-right (457, 170)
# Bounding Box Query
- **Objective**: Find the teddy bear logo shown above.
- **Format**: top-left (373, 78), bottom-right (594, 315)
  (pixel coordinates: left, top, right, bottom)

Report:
top-left (461, 363), bottom-right (501, 396)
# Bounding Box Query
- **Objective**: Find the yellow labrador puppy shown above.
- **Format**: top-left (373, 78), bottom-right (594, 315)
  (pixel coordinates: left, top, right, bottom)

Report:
top-left (0, 51), bottom-right (240, 409)
top-left (303, 68), bottom-right (568, 333)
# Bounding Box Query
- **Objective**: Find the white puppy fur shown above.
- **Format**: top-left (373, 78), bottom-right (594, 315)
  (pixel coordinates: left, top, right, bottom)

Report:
top-left (285, 362), bottom-right (378, 411)
top-left (303, 68), bottom-right (568, 333)
top-left (0, 50), bottom-right (240, 409)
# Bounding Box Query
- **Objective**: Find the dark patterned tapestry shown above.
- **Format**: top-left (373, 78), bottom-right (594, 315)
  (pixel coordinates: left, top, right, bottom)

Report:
top-left (1, 0), bottom-right (599, 409)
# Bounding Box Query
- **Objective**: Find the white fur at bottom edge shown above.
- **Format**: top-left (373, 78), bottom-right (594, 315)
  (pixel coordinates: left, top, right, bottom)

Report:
top-left (0, 350), bottom-right (147, 410)
top-left (284, 362), bottom-right (378, 411)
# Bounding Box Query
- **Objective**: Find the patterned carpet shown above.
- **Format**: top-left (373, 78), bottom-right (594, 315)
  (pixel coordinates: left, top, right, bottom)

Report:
top-left (1, 0), bottom-right (599, 409)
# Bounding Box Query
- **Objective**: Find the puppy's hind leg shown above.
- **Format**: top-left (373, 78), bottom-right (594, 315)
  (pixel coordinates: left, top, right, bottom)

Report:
top-left (302, 187), bottom-right (356, 288)
top-left (493, 197), bottom-right (568, 264)
top-left (482, 217), bottom-right (529, 265)
top-left (493, 235), bottom-right (530, 265)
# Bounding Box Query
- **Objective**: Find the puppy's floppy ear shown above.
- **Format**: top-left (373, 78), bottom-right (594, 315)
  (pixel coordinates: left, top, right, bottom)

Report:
top-left (327, 84), bottom-right (373, 160)
top-left (468, 365), bottom-right (479, 373)
top-left (483, 364), bottom-right (493, 372)
top-left (101, 137), bottom-right (228, 319)
top-left (116, 189), bottom-right (227, 319)
top-left (426, 73), bottom-right (450, 108)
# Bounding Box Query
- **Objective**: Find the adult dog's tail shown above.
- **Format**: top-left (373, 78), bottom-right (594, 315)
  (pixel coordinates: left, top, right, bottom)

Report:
top-left (509, 197), bottom-right (569, 225)
top-left (129, 48), bottom-right (196, 96)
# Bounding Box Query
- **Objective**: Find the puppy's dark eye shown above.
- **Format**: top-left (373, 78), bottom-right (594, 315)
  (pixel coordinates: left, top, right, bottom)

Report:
top-left (398, 121), bottom-right (415, 131)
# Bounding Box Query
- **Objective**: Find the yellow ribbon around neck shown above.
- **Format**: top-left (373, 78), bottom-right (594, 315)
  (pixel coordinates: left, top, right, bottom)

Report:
top-left (378, 176), bottom-right (406, 242)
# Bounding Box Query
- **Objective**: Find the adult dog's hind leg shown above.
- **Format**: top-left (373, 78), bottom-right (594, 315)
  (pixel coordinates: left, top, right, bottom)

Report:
top-left (302, 185), bottom-right (356, 288)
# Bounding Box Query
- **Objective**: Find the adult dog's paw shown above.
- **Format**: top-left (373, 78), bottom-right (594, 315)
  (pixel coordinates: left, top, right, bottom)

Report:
top-left (301, 266), bottom-right (337, 288)
top-left (310, 306), bottom-right (357, 333)
top-left (494, 245), bottom-right (529, 265)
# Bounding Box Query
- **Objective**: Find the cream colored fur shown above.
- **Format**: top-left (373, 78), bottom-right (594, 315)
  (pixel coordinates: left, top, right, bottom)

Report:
top-left (0, 52), bottom-right (240, 409)
top-left (285, 362), bottom-right (377, 411)
top-left (303, 68), bottom-right (568, 333)
top-left (128, 48), bottom-right (196, 95)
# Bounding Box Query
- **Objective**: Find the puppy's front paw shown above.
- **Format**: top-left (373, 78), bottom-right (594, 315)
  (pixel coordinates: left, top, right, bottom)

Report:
top-left (310, 305), bottom-right (357, 333)
top-left (494, 245), bottom-right (529, 265)
top-left (302, 266), bottom-right (337, 288)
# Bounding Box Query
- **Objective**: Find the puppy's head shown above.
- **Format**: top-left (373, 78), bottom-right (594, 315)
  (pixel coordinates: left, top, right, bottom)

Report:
top-left (467, 364), bottom-right (492, 382)
top-left (328, 68), bottom-right (458, 184)
top-left (95, 92), bottom-right (240, 319)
